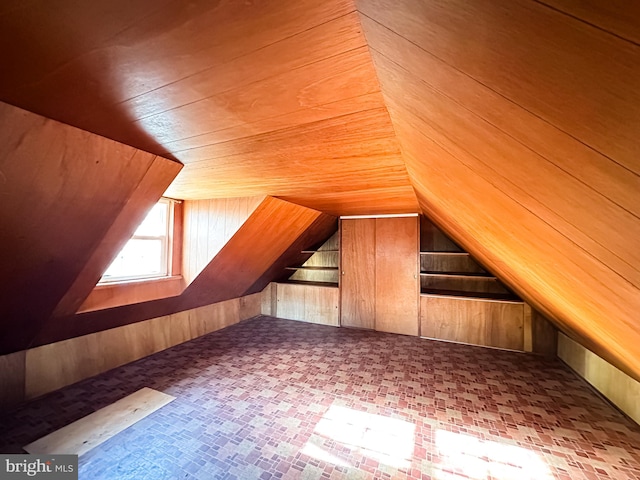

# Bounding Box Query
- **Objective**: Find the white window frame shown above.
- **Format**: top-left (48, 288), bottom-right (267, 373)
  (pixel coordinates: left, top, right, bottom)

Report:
top-left (99, 198), bottom-right (174, 284)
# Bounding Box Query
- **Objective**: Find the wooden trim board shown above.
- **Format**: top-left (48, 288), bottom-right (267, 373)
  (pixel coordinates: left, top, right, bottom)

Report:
top-left (24, 387), bottom-right (175, 456)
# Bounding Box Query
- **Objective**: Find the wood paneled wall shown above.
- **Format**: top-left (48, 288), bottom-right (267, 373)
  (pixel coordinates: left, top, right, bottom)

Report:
top-left (0, 293), bottom-right (261, 410)
top-left (32, 197), bottom-right (337, 347)
top-left (0, 102), bottom-right (180, 355)
top-left (182, 197), bottom-right (264, 285)
top-left (558, 334), bottom-right (640, 425)
top-left (357, 0), bottom-right (640, 381)
top-left (274, 283), bottom-right (339, 327)
top-left (421, 295), bottom-right (525, 351)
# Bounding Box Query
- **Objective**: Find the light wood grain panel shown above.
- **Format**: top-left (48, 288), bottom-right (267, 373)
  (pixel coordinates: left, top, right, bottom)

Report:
top-left (25, 334), bottom-right (102, 399)
top-left (340, 219), bottom-right (376, 329)
top-left (276, 283), bottom-right (306, 322)
top-left (23, 295), bottom-right (256, 399)
top-left (239, 293), bottom-right (262, 321)
top-left (369, 50), bottom-right (640, 287)
top-left (275, 283), bottom-right (339, 326)
top-left (189, 299), bottom-right (239, 338)
top-left (182, 196), bottom-right (264, 285)
top-left (358, 0), bottom-right (640, 174)
top-left (261, 283), bottom-right (277, 316)
top-left (559, 334), bottom-right (640, 425)
top-left (421, 295), bottom-right (524, 351)
top-left (0, 102), bottom-right (179, 355)
top-left (0, 350), bottom-right (25, 410)
top-left (374, 217), bottom-right (419, 336)
top-left (25, 388), bottom-right (175, 456)
top-left (303, 285), bottom-right (340, 327)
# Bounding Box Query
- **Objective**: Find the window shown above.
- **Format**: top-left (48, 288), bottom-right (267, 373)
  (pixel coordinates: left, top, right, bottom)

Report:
top-left (100, 199), bottom-right (176, 283)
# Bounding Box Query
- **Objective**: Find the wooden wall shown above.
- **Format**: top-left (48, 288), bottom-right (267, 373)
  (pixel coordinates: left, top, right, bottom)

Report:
top-left (0, 102), bottom-right (181, 355)
top-left (32, 197), bottom-right (337, 347)
top-left (274, 283), bottom-right (339, 327)
top-left (182, 196), bottom-right (264, 285)
top-left (558, 333), bottom-right (640, 425)
top-left (0, 293), bottom-right (261, 411)
top-left (357, 0), bottom-right (640, 381)
top-left (421, 296), bottom-right (525, 351)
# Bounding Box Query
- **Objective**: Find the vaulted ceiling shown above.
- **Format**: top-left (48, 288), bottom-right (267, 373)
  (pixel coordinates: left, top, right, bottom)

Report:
top-left (0, 0), bottom-right (639, 381)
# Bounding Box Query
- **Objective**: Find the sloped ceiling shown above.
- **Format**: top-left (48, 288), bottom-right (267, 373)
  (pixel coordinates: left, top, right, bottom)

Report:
top-left (355, 0), bottom-right (640, 380)
top-left (0, 1), bottom-right (639, 379)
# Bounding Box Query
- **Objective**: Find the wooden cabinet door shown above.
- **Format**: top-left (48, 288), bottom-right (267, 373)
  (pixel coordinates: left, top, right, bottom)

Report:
top-left (340, 219), bottom-right (375, 329)
top-left (375, 217), bottom-right (419, 336)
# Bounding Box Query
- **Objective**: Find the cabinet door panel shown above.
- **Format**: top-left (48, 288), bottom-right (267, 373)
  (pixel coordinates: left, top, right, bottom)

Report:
top-left (375, 217), bottom-right (419, 335)
top-left (340, 219), bottom-right (375, 329)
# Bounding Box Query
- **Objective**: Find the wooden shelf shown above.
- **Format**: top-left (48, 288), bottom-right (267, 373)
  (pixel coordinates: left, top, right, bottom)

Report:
top-left (281, 280), bottom-right (339, 288)
top-left (301, 249), bottom-right (339, 253)
top-left (285, 266), bottom-right (339, 271)
top-left (421, 288), bottom-right (521, 302)
top-left (420, 271), bottom-right (496, 279)
top-left (420, 251), bottom-right (469, 256)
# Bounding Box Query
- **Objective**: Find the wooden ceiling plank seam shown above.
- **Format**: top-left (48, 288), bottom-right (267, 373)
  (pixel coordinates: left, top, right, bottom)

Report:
top-left (371, 53), bottom-right (640, 287)
top-left (393, 103), bottom-right (639, 295)
top-left (356, 0), bottom-right (640, 175)
top-left (131, 46), bottom-right (380, 146)
top-left (120, 12), bottom-right (366, 120)
top-left (358, 16), bottom-right (640, 219)
top-left (159, 91), bottom-right (384, 152)
top-left (533, 0), bottom-right (640, 46)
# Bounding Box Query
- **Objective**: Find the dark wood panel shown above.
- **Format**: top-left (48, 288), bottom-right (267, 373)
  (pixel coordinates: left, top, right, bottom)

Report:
top-left (374, 217), bottom-right (419, 336)
top-left (52, 155), bottom-right (182, 318)
top-left (0, 102), bottom-right (179, 355)
top-left (538, 0), bottom-right (640, 44)
top-left (340, 219), bottom-right (376, 329)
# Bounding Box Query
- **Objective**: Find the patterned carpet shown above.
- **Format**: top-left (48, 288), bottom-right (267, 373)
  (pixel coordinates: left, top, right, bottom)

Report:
top-left (1, 315), bottom-right (639, 479)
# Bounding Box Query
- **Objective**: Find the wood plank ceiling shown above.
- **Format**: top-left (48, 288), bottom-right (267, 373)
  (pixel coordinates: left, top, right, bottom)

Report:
top-left (0, 0), bottom-right (418, 216)
top-left (1, 0), bottom-right (639, 381)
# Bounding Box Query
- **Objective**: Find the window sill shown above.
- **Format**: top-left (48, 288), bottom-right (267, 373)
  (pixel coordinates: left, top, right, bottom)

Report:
top-left (78, 275), bottom-right (185, 313)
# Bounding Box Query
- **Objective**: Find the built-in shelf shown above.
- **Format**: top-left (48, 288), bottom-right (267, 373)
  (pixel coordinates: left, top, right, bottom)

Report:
top-left (285, 266), bottom-right (339, 271)
top-left (420, 271), bottom-right (496, 279)
top-left (283, 280), bottom-right (339, 288)
top-left (421, 288), bottom-right (521, 302)
top-left (420, 251), bottom-right (470, 256)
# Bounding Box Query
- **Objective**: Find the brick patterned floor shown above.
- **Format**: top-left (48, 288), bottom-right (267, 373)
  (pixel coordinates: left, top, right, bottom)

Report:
top-left (1, 316), bottom-right (639, 479)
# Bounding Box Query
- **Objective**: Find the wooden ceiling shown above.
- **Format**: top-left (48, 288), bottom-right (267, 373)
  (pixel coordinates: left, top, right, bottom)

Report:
top-left (1, 0), bottom-right (639, 381)
top-left (0, 0), bottom-right (418, 215)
